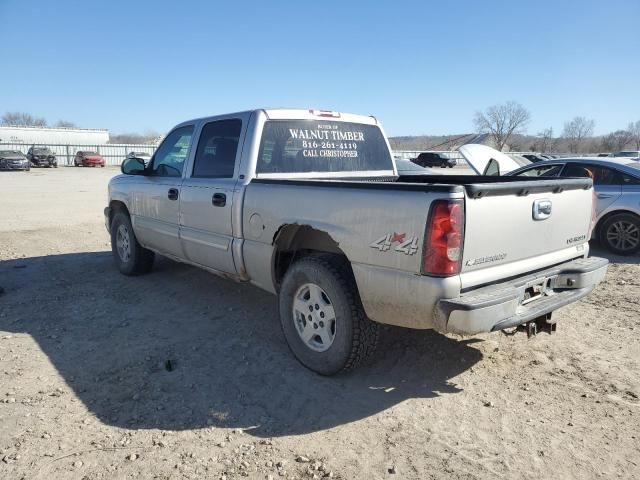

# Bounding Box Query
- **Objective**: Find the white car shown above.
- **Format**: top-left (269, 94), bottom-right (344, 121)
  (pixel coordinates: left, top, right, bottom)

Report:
top-left (613, 151), bottom-right (640, 160)
top-left (126, 151), bottom-right (152, 165)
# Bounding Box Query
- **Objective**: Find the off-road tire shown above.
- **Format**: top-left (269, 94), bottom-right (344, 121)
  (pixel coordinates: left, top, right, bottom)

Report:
top-left (279, 254), bottom-right (379, 375)
top-left (110, 211), bottom-right (155, 275)
top-left (599, 212), bottom-right (640, 255)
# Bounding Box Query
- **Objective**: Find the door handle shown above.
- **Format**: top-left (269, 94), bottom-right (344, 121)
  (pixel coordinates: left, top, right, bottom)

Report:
top-left (212, 192), bottom-right (226, 207)
top-left (168, 188), bottom-right (179, 200)
top-left (596, 193), bottom-right (613, 199)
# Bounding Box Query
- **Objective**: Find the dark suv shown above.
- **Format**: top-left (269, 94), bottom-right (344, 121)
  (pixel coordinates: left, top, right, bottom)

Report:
top-left (412, 152), bottom-right (457, 168)
top-left (27, 146), bottom-right (57, 168)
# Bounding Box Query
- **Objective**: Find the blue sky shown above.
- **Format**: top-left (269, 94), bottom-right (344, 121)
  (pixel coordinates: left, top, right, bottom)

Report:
top-left (1, 0), bottom-right (638, 136)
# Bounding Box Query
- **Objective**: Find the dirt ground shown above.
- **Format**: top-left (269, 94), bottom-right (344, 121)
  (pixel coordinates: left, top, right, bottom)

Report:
top-left (1, 167), bottom-right (639, 480)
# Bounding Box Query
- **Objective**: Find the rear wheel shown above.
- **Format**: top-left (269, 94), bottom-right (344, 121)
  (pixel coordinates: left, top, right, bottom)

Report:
top-left (110, 211), bottom-right (155, 275)
top-left (599, 213), bottom-right (640, 255)
top-left (279, 255), bottom-right (379, 375)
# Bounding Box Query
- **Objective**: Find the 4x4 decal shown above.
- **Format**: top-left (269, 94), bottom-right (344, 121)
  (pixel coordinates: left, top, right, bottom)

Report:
top-left (369, 232), bottom-right (419, 255)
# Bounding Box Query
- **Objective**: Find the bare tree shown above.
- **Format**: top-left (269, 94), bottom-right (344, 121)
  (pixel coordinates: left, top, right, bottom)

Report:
top-left (109, 131), bottom-right (160, 145)
top-left (473, 101), bottom-right (531, 151)
top-left (629, 120), bottom-right (640, 150)
top-left (532, 127), bottom-right (556, 153)
top-left (55, 120), bottom-right (77, 128)
top-left (1, 112), bottom-right (48, 127)
top-left (562, 116), bottom-right (595, 153)
top-left (601, 129), bottom-right (633, 152)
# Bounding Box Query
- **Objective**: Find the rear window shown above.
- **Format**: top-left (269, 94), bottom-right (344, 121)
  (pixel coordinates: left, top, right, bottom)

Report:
top-left (256, 120), bottom-right (393, 174)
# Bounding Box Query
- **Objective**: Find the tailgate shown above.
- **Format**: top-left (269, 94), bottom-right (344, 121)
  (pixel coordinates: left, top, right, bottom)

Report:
top-left (459, 178), bottom-right (593, 289)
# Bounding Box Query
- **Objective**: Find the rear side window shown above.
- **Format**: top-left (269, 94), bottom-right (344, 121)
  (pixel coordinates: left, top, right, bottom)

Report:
top-left (620, 173), bottom-right (640, 185)
top-left (516, 164), bottom-right (563, 177)
top-left (192, 119), bottom-right (242, 178)
top-left (256, 120), bottom-right (393, 174)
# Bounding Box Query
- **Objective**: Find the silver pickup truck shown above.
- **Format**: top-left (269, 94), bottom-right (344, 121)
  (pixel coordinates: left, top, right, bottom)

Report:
top-left (105, 109), bottom-right (608, 375)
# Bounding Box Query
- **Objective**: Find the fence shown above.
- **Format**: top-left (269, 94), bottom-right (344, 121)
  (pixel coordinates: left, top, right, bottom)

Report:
top-left (1, 143), bottom-right (472, 168)
top-left (2, 141), bottom-right (586, 169)
top-left (0, 143), bottom-right (157, 167)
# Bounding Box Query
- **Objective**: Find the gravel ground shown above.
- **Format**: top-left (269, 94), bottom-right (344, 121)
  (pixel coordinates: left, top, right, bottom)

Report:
top-left (1, 167), bottom-right (639, 480)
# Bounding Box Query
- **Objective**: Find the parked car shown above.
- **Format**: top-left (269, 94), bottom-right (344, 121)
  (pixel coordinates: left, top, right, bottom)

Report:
top-left (521, 154), bottom-right (547, 163)
top-left (27, 146), bottom-right (57, 168)
top-left (613, 151), bottom-right (640, 160)
top-left (395, 158), bottom-right (439, 175)
top-left (74, 151), bottom-right (106, 167)
top-left (127, 151), bottom-right (152, 164)
top-left (597, 153), bottom-right (613, 158)
top-left (0, 150), bottom-right (30, 171)
top-left (412, 151), bottom-right (457, 168)
top-left (105, 109), bottom-right (607, 374)
top-left (508, 158), bottom-right (640, 255)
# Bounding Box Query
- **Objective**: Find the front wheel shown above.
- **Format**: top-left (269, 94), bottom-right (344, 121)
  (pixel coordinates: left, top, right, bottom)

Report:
top-left (110, 211), bottom-right (155, 275)
top-left (279, 255), bottom-right (379, 375)
top-left (599, 213), bottom-right (640, 255)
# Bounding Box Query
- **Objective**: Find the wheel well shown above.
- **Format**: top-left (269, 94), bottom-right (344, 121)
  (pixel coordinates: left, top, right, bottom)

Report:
top-left (272, 224), bottom-right (347, 290)
top-left (595, 209), bottom-right (640, 236)
top-left (108, 200), bottom-right (129, 229)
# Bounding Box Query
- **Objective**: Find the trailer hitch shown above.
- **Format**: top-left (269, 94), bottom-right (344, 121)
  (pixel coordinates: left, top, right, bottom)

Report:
top-left (520, 313), bottom-right (556, 338)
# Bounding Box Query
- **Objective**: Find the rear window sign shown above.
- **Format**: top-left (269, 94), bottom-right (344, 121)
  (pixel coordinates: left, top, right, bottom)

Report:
top-left (289, 125), bottom-right (365, 159)
top-left (257, 120), bottom-right (392, 174)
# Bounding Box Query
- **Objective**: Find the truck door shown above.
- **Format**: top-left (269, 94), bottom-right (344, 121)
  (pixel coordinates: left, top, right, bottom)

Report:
top-left (131, 125), bottom-right (194, 258)
top-left (179, 117), bottom-right (246, 274)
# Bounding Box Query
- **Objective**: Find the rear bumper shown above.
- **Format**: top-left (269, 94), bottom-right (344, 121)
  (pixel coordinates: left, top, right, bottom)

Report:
top-left (435, 256), bottom-right (608, 334)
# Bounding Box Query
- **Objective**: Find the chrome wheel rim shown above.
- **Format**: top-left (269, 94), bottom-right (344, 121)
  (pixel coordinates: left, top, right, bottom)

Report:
top-left (116, 224), bottom-right (132, 262)
top-left (607, 220), bottom-right (640, 251)
top-left (292, 283), bottom-right (337, 352)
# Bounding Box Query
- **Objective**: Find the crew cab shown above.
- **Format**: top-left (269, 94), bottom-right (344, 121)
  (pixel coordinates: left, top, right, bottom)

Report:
top-left (105, 109), bottom-right (608, 375)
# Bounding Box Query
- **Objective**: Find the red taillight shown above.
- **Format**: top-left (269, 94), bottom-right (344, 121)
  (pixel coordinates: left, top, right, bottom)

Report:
top-left (422, 200), bottom-right (464, 276)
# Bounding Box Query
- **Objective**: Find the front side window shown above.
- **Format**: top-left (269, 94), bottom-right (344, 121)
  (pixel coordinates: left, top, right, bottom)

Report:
top-left (561, 164), bottom-right (622, 185)
top-left (150, 125), bottom-right (194, 177)
top-left (256, 120), bottom-right (393, 174)
top-left (192, 119), bottom-right (242, 178)
top-left (560, 163), bottom-right (593, 179)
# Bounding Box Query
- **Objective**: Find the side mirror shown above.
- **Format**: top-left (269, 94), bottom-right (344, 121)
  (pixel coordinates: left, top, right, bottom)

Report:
top-left (121, 157), bottom-right (146, 175)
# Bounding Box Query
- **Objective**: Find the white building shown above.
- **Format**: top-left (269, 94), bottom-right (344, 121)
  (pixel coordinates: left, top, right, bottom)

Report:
top-left (0, 125), bottom-right (109, 145)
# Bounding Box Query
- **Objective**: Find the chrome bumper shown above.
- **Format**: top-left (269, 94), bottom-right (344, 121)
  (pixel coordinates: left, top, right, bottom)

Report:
top-left (436, 257), bottom-right (609, 335)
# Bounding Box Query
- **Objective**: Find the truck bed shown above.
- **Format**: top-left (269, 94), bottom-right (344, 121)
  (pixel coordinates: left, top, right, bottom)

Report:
top-left (253, 175), bottom-right (592, 198)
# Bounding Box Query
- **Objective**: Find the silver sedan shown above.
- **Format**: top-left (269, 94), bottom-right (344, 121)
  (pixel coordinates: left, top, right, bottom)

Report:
top-left (509, 158), bottom-right (640, 255)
